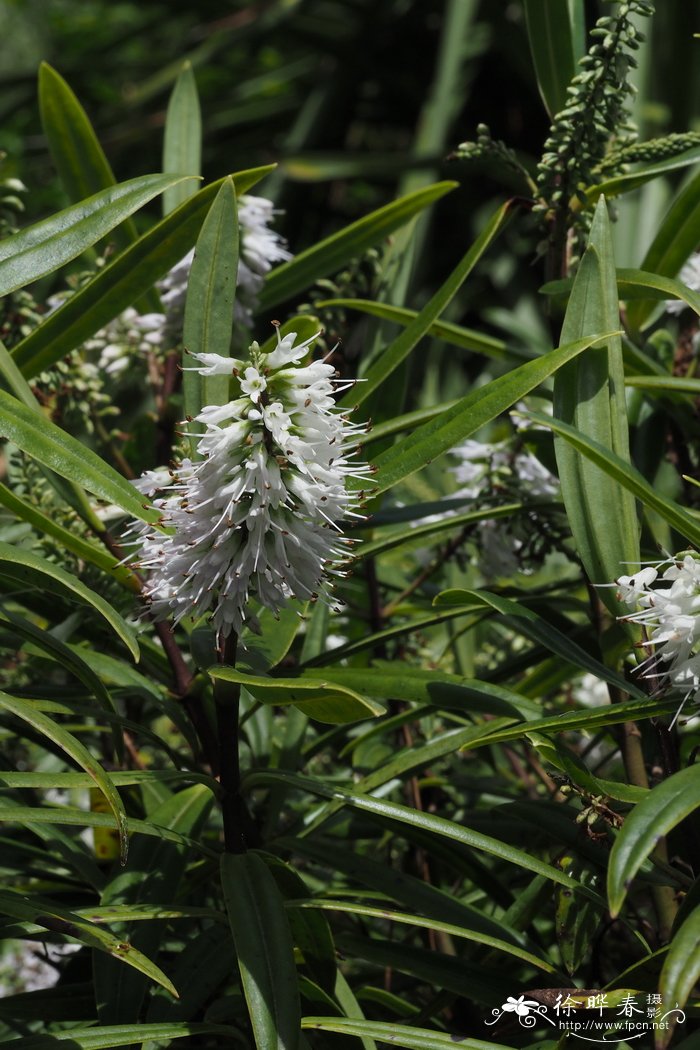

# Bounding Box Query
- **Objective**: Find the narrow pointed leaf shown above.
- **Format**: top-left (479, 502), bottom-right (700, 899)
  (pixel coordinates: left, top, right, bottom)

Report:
top-left (608, 766), bottom-right (700, 916)
top-left (259, 181), bottom-right (457, 310)
top-left (0, 174), bottom-right (194, 296)
top-left (0, 388), bottom-right (160, 524)
top-left (209, 667), bottom-right (384, 724)
top-left (552, 198), bottom-right (639, 615)
top-left (434, 588), bottom-right (643, 697)
top-left (369, 331), bottom-right (619, 496)
top-left (0, 691), bottom-right (129, 863)
top-left (348, 200), bottom-right (515, 407)
top-left (524, 0), bottom-right (579, 117)
top-left (0, 543), bottom-right (139, 659)
top-left (526, 410), bottom-right (700, 547)
top-left (627, 168), bottom-right (700, 330)
top-left (301, 1018), bottom-right (510, 1050)
top-left (163, 61), bottom-right (202, 216)
top-left (1, 1023), bottom-right (242, 1049)
top-left (182, 177), bottom-right (239, 440)
top-left (658, 906), bottom-right (700, 1047)
top-left (221, 851), bottom-right (301, 1050)
top-left (244, 771), bottom-right (600, 899)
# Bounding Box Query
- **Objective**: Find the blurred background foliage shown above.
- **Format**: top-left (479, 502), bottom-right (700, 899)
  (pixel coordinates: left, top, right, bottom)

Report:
top-left (1, 0), bottom-right (696, 343)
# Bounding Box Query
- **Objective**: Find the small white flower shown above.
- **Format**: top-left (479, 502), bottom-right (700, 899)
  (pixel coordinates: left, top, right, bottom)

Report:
top-left (617, 553), bottom-right (700, 717)
top-left (666, 252), bottom-right (700, 315)
top-left (132, 330), bottom-right (369, 639)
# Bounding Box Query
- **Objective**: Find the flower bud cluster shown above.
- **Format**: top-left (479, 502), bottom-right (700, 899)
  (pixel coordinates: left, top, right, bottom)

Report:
top-left (134, 329), bottom-right (369, 638)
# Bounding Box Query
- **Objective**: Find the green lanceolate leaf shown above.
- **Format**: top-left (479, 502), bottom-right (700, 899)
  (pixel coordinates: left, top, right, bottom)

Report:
top-left (434, 589), bottom-right (643, 697)
top-left (552, 198), bottom-right (639, 614)
top-left (658, 906), bottom-right (700, 1047)
top-left (221, 851), bottom-right (301, 1050)
top-left (301, 1018), bottom-right (510, 1050)
top-left (11, 166), bottom-right (274, 379)
top-left (94, 785), bottom-right (213, 1024)
top-left (163, 61), bottom-right (202, 216)
top-left (617, 267), bottom-right (700, 316)
top-left (368, 330), bottom-right (619, 496)
top-left (244, 771), bottom-right (600, 900)
top-left (0, 1023), bottom-right (243, 1049)
top-left (627, 168), bottom-right (700, 330)
top-left (209, 667), bottom-right (384, 724)
top-left (0, 174), bottom-right (194, 297)
top-left (525, 410), bottom-right (700, 548)
top-left (608, 765), bottom-right (700, 916)
top-left (259, 181), bottom-right (457, 310)
top-left (0, 543), bottom-right (139, 659)
top-left (0, 388), bottom-right (160, 525)
top-left (524, 0), bottom-right (580, 118)
top-left (587, 147), bottom-right (700, 204)
top-left (348, 200), bottom-right (515, 407)
top-left (316, 298), bottom-right (516, 360)
top-left (0, 691), bottom-right (129, 863)
top-left (182, 177), bottom-right (239, 442)
top-left (0, 889), bottom-right (177, 998)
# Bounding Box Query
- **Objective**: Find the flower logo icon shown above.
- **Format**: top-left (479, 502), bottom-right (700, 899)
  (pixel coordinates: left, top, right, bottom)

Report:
top-left (502, 996), bottom-right (540, 1017)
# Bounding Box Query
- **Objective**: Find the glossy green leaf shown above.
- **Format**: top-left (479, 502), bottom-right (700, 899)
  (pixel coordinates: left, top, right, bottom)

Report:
top-left (0, 804), bottom-right (218, 856)
top-left (94, 785), bottom-right (213, 1024)
top-left (555, 854), bottom-right (601, 975)
top-left (0, 174), bottom-right (193, 296)
top-left (291, 899), bottom-right (553, 972)
top-left (182, 177), bottom-right (239, 441)
top-left (368, 331), bottom-right (618, 496)
top-left (2, 1023), bottom-right (242, 1049)
top-left (301, 1016), bottom-right (511, 1049)
top-left (355, 502), bottom-right (526, 561)
top-left (348, 200), bottom-right (515, 407)
top-left (221, 851), bottom-right (301, 1050)
top-left (259, 181), bottom-right (457, 310)
top-left (0, 543), bottom-right (139, 658)
top-left (628, 168), bottom-right (700, 330)
top-left (11, 166), bottom-right (274, 379)
top-left (210, 667), bottom-right (383, 724)
top-left (316, 298), bottom-right (517, 360)
top-left (163, 61), bottom-right (202, 216)
top-left (0, 691), bottom-right (128, 863)
top-left (0, 388), bottom-right (160, 525)
top-left (608, 765), bottom-right (700, 916)
top-left (552, 198), bottom-right (639, 615)
top-left (0, 888), bottom-right (177, 997)
top-left (240, 603), bottom-right (307, 673)
top-left (587, 147), bottom-right (700, 202)
top-left (616, 266), bottom-right (700, 316)
top-left (434, 589), bottom-right (642, 697)
top-left (524, 0), bottom-right (579, 118)
top-left (625, 374), bottom-right (700, 396)
top-left (526, 410), bottom-right (700, 547)
top-left (245, 770), bottom-right (598, 898)
top-left (659, 906), bottom-right (700, 1047)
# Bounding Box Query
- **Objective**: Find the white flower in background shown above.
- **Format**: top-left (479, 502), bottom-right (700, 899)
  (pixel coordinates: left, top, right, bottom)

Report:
top-left (133, 330), bottom-right (369, 639)
top-left (158, 194), bottom-right (291, 339)
top-left (84, 307), bottom-right (166, 378)
top-left (665, 252), bottom-right (700, 315)
top-left (616, 554), bottom-right (700, 716)
top-left (449, 438), bottom-right (559, 576)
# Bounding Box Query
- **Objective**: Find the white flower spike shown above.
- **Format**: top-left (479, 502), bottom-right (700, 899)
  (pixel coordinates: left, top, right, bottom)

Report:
top-left (617, 553), bottom-right (700, 721)
top-left (134, 330), bottom-right (370, 639)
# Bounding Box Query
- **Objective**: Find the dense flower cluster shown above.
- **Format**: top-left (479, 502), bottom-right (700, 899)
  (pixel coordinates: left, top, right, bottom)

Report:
top-left (666, 252), bottom-right (700, 315)
top-left (450, 438), bottom-right (559, 576)
top-left (617, 554), bottom-right (700, 714)
top-left (133, 329), bottom-right (368, 638)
